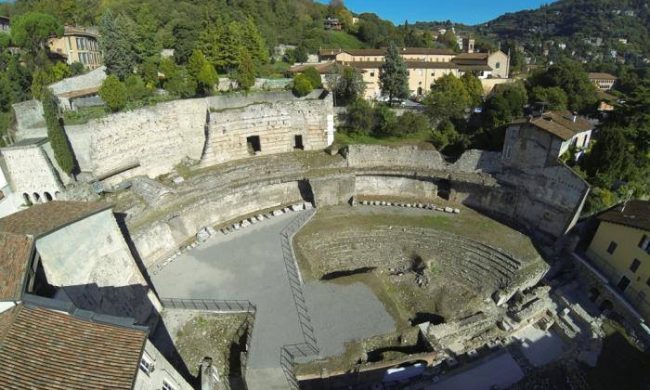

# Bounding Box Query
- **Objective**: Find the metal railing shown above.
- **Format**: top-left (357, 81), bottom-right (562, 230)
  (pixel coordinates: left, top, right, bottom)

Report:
top-left (278, 209), bottom-right (320, 389)
top-left (160, 298), bottom-right (257, 313)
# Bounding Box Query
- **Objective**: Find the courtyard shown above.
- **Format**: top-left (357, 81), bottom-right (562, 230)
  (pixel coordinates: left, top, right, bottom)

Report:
top-left (151, 210), bottom-right (395, 389)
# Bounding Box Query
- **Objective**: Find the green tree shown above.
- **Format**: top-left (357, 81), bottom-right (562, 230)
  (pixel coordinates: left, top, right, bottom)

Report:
top-left (393, 111), bottom-right (430, 136)
top-left (30, 70), bottom-right (51, 100)
top-left (10, 12), bottom-right (63, 69)
top-left (431, 119), bottom-right (460, 151)
top-left (345, 97), bottom-right (374, 135)
top-left (235, 50), bottom-right (256, 92)
top-left (99, 10), bottom-right (137, 80)
top-left (242, 17), bottom-right (269, 66)
top-left (124, 74), bottom-right (150, 102)
top-left (461, 73), bottom-right (483, 108)
top-left (528, 60), bottom-right (597, 112)
top-left (292, 73), bottom-right (313, 97)
top-left (379, 42), bottom-right (409, 104)
top-left (424, 74), bottom-right (470, 120)
top-left (529, 86), bottom-right (568, 110)
top-left (99, 75), bottom-right (127, 112)
top-left (303, 67), bottom-right (322, 89)
top-left (581, 126), bottom-right (632, 187)
top-left (42, 88), bottom-right (75, 174)
top-left (373, 105), bottom-right (397, 136)
top-left (165, 68), bottom-right (197, 98)
top-left (437, 29), bottom-right (459, 51)
top-left (326, 64), bottom-right (365, 106)
top-left (188, 50), bottom-right (217, 95)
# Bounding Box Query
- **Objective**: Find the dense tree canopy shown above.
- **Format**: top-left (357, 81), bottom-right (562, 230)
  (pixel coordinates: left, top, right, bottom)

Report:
top-left (379, 43), bottom-right (409, 103)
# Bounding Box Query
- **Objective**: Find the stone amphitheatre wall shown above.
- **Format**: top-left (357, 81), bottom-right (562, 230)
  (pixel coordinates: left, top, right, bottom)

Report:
top-left (67, 98), bottom-right (207, 181)
top-left (345, 145), bottom-right (588, 238)
top-left (63, 91), bottom-right (333, 183)
top-left (126, 145), bottom-right (587, 269)
top-left (133, 180), bottom-right (305, 264)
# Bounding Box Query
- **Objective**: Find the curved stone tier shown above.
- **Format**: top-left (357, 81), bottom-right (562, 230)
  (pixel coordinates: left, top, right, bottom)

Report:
top-left (295, 226), bottom-right (540, 298)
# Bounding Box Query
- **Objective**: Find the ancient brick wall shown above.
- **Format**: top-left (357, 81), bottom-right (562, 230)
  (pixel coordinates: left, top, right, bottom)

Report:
top-left (201, 97), bottom-right (332, 166)
top-left (63, 91), bottom-right (333, 182)
top-left (1, 143), bottom-right (64, 203)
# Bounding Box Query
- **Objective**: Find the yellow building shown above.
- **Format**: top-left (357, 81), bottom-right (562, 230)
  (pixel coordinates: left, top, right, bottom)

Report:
top-left (585, 200), bottom-right (650, 321)
top-left (313, 47), bottom-right (510, 100)
top-left (48, 26), bottom-right (103, 70)
top-left (588, 72), bottom-right (617, 91)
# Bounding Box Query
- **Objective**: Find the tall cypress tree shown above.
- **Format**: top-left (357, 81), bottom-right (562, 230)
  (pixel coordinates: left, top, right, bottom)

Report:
top-left (99, 10), bottom-right (137, 80)
top-left (42, 89), bottom-right (75, 174)
top-left (379, 42), bottom-right (409, 104)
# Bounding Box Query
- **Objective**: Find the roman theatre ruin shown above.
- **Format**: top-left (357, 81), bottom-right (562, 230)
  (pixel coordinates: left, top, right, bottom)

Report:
top-left (3, 90), bottom-right (589, 388)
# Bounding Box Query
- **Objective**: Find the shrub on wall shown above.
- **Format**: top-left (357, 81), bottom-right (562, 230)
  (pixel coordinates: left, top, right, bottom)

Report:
top-left (99, 75), bottom-right (127, 112)
top-left (42, 88), bottom-right (75, 174)
top-left (303, 67), bottom-right (322, 89)
top-left (292, 73), bottom-right (313, 97)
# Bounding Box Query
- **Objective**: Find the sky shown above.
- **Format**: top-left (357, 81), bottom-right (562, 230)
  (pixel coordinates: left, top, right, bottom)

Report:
top-left (318, 0), bottom-right (554, 25)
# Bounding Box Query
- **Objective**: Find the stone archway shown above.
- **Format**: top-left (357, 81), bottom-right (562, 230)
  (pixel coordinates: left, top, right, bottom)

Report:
top-left (32, 192), bottom-right (42, 203)
top-left (44, 192), bottom-right (53, 202)
top-left (23, 193), bottom-right (31, 204)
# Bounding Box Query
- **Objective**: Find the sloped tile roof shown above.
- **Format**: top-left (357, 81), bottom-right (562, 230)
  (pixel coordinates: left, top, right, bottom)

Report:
top-left (345, 61), bottom-right (459, 70)
top-left (528, 111), bottom-right (593, 141)
top-left (0, 305), bottom-right (146, 390)
top-left (319, 47), bottom-right (455, 57)
top-left (598, 200), bottom-right (650, 232)
top-left (0, 201), bottom-right (112, 302)
top-left (0, 201), bottom-right (111, 237)
top-left (0, 233), bottom-right (34, 301)
top-left (588, 72), bottom-right (617, 81)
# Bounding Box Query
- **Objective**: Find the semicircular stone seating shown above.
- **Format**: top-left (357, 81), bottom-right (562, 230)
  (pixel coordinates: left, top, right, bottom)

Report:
top-left (297, 226), bottom-right (523, 296)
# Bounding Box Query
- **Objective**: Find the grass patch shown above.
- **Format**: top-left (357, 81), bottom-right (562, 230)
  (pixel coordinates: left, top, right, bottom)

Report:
top-left (171, 312), bottom-right (250, 378)
top-left (258, 62), bottom-right (291, 79)
top-left (321, 31), bottom-right (366, 49)
top-left (62, 106), bottom-right (108, 125)
top-left (335, 129), bottom-right (434, 147)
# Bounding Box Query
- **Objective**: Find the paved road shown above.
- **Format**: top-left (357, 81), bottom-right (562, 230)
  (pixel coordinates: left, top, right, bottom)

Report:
top-left (152, 210), bottom-right (395, 389)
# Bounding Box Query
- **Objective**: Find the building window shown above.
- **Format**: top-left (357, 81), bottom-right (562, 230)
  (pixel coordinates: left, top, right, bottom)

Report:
top-left (139, 356), bottom-right (154, 375)
top-left (630, 259), bottom-right (641, 273)
top-left (617, 276), bottom-right (631, 292)
top-left (639, 234), bottom-right (650, 253)
top-left (495, 62), bottom-right (501, 69)
top-left (162, 380), bottom-right (176, 390)
top-left (370, 72), bottom-right (375, 77)
top-left (607, 241), bottom-right (618, 255)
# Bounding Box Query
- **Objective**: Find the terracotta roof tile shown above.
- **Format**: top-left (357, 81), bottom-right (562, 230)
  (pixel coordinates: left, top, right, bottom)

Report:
top-left (598, 200), bottom-right (650, 232)
top-left (345, 61), bottom-right (459, 70)
top-left (319, 47), bottom-right (455, 57)
top-left (0, 305), bottom-right (146, 390)
top-left (0, 233), bottom-right (34, 301)
top-left (588, 72), bottom-right (617, 81)
top-left (528, 111), bottom-right (593, 141)
top-left (0, 201), bottom-right (112, 238)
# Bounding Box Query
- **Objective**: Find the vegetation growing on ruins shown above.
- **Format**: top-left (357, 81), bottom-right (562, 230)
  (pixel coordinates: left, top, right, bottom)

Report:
top-left (99, 75), bottom-right (127, 112)
top-left (42, 88), bottom-right (75, 174)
